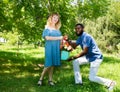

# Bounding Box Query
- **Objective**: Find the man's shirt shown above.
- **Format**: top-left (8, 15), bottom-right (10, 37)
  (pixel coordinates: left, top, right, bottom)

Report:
top-left (76, 32), bottom-right (103, 62)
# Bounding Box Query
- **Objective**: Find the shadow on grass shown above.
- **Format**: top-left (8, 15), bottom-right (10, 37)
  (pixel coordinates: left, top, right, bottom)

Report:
top-left (10, 47), bottom-right (35, 51)
top-left (0, 50), bottom-right (43, 63)
top-left (0, 50), bottom-right (44, 78)
top-left (0, 50), bottom-right (120, 92)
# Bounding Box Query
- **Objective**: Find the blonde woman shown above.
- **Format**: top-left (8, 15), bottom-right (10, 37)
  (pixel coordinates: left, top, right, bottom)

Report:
top-left (38, 13), bottom-right (63, 86)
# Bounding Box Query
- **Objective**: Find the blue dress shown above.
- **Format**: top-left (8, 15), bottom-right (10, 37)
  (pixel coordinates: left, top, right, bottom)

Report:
top-left (42, 29), bottom-right (62, 67)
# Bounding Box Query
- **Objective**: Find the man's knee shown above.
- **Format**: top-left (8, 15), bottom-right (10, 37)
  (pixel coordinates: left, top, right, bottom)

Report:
top-left (72, 59), bottom-right (79, 66)
top-left (89, 76), bottom-right (96, 82)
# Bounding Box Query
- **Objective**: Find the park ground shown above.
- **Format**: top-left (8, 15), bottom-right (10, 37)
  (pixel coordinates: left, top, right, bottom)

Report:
top-left (0, 45), bottom-right (120, 92)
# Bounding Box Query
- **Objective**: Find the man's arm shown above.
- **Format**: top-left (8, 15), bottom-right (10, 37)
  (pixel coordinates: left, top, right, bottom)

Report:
top-left (68, 47), bottom-right (88, 61)
top-left (69, 40), bottom-right (78, 49)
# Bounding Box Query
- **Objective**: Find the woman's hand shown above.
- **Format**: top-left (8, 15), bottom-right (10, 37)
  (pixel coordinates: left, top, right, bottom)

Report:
top-left (63, 35), bottom-right (68, 41)
top-left (60, 36), bottom-right (63, 40)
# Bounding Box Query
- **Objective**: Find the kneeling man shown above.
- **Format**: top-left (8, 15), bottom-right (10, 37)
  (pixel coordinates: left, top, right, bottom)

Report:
top-left (68, 23), bottom-right (116, 91)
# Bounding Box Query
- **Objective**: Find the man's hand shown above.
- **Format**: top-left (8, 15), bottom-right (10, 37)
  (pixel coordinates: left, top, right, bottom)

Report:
top-left (67, 56), bottom-right (75, 62)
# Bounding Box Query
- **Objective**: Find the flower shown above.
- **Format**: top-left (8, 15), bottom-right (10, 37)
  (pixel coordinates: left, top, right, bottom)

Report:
top-left (62, 38), bottom-right (72, 51)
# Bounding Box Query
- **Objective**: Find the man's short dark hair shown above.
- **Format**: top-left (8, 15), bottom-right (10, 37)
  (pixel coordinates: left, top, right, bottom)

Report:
top-left (75, 23), bottom-right (84, 28)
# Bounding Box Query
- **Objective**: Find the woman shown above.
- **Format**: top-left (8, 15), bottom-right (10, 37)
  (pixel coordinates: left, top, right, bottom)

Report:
top-left (38, 13), bottom-right (63, 86)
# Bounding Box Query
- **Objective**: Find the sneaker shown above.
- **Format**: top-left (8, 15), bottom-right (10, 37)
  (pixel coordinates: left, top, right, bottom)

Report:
top-left (75, 83), bottom-right (83, 86)
top-left (108, 81), bottom-right (116, 91)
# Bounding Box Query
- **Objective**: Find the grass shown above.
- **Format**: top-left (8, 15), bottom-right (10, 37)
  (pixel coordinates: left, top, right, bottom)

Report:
top-left (0, 45), bottom-right (120, 92)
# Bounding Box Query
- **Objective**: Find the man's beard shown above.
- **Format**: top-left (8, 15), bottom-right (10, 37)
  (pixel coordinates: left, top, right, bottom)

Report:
top-left (76, 31), bottom-right (83, 36)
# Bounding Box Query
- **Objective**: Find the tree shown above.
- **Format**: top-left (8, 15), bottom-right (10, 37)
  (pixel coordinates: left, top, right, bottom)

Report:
top-left (76, 0), bottom-right (110, 20)
top-left (108, 1), bottom-right (120, 34)
top-left (0, 0), bottom-right (77, 42)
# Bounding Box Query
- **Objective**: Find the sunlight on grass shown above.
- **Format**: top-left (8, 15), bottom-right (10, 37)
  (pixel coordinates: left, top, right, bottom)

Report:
top-left (62, 64), bottom-right (71, 69)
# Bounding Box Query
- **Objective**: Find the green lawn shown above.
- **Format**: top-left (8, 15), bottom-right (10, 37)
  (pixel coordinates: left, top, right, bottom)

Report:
top-left (0, 45), bottom-right (120, 92)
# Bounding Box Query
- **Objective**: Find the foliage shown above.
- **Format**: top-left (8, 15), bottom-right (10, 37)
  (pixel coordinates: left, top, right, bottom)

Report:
top-left (0, 0), bottom-right (120, 53)
top-left (0, 0), bottom-right (110, 39)
top-left (0, 0), bottom-right (76, 42)
top-left (77, 0), bottom-right (110, 19)
top-left (81, 1), bottom-right (120, 53)
top-left (108, 1), bottom-right (120, 34)
top-left (83, 16), bottom-right (119, 53)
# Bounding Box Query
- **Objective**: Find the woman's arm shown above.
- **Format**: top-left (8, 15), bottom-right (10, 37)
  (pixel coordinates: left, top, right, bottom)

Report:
top-left (60, 40), bottom-right (63, 50)
top-left (45, 36), bottom-right (63, 40)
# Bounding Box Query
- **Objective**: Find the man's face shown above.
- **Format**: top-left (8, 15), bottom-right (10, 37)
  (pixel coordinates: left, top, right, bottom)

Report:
top-left (75, 25), bottom-right (84, 36)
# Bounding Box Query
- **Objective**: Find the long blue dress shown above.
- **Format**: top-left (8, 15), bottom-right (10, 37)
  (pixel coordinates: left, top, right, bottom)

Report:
top-left (42, 28), bottom-right (62, 67)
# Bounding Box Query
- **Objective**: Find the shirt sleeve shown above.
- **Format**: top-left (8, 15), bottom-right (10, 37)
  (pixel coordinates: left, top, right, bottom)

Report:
top-left (42, 29), bottom-right (49, 39)
top-left (83, 36), bottom-right (91, 48)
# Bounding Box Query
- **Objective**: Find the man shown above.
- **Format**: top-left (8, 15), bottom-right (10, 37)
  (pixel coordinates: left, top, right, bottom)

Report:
top-left (68, 23), bottom-right (116, 91)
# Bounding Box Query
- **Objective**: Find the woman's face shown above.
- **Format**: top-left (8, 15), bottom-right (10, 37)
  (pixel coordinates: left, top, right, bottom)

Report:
top-left (51, 15), bottom-right (59, 24)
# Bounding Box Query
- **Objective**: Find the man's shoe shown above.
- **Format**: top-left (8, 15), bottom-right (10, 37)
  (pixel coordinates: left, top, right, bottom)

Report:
top-left (75, 83), bottom-right (83, 85)
top-left (108, 81), bottom-right (116, 91)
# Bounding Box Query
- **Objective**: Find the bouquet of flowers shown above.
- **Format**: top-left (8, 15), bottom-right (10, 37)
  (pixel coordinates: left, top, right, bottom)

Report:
top-left (61, 36), bottom-right (72, 60)
top-left (61, 35), bottom-right (72, 51)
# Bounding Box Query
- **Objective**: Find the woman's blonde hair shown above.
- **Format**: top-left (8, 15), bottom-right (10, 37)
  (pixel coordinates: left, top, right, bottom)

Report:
top-left (46, 13), bottom-right (61, 30)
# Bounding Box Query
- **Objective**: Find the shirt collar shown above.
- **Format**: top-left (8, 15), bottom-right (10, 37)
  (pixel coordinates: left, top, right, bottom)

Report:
top-left (79, 32), bottom-right (86, 38)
